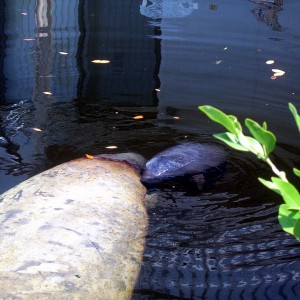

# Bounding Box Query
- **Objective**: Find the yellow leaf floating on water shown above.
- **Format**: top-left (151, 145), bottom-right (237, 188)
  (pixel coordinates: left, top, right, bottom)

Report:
top-left (105, 145), bottom-right (118, 149)
top-left (31, 127), bottom-right (42, 132)
top-left (91, 60), bottom-right (110, 64)
top-left (273, 72), bottom-right (285, 77)
top-left (272, 69), bottom-right (284, 73)
top-left (272, 69), bottom-right (285, 77)
top-left (133, 115), bottom-right (144, 120)
top-left (266, 60), bottom-right (275, 64)
top-left (85, 154), bottom-right (94, 159)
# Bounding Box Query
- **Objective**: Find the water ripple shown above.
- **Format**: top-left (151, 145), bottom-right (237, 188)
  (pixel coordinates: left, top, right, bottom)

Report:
top-left (134, 190), bottom-right (300, 299)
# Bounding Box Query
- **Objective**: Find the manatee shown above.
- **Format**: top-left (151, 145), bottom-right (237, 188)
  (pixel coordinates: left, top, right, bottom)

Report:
top-left (95, 152), bottom-right (146, 173)
top-left (0, 153), bottom-right (148, 300)
top-left (141, 143), bottom-right (228, 186)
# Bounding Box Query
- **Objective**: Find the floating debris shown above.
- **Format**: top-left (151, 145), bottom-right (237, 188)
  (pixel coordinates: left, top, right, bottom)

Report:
top-left (91, 60), bottom-right (110, 64)
top-left (133, 115), bottom-right (144, 120)
top-left (31, 128), bottom-right (42, 132)
top-left (105, 145), bottom-right (118, 149)
top-left (272, 68), bottom-right (285, 77)
top-left (266, 60), bottom-right (275, 65)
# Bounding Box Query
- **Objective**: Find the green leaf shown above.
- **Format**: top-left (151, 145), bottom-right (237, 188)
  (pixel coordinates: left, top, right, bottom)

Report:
top-left (278, 204), bottom-right (299, 237)
top-left (293, 168), bottom-right (300, 178)
top-left (199, 103), bottom-right (300, 241)
top-left (213, 132), bottom-right (249, 151)
top-left (288, 207), bottom-right (300, 212)
top-left (238, 135), bottom-right (265, 157)
top-left (272, 177), bottom-right (300, 207)
top-left (199, 105), bottom-right (240, 134)
top-left (289, 103), bottom-right (300, 133)
top-left (293, 219), bottom-right (300, 241)
top-left (245, 119), bottom-right (276, 156)
top-left (258, 177), bottom-right (281, 194)
top-left (228, 115), bottom-right (243, 132)
top-left (262, 122), bottom-right (267, 130)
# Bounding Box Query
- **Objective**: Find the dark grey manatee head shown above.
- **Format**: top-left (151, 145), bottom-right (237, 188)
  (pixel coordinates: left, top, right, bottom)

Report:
top-left (141, 143), bottom-right (228, 185)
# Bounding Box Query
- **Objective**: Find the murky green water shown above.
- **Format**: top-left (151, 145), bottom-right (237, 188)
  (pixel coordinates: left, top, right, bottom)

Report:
top-left (1, 0), bottom-right (300, 299)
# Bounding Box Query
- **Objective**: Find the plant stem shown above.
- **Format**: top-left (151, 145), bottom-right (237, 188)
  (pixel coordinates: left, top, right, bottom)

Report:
top-left (266, 158), bottom-right (288, 182)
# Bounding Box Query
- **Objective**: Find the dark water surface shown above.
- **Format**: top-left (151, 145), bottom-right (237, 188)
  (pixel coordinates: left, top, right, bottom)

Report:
top-left (1, 0), bottom-right (300, 299)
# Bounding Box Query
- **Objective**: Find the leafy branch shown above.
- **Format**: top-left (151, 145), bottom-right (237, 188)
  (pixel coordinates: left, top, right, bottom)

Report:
top-left (199, 103), bottom-right (300, 241)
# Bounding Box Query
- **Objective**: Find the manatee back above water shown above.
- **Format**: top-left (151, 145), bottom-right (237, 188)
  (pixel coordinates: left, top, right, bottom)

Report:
top-left (141, 143), bottom-right (228, 184)
top-left (0, 153), bottom-right (148, 299)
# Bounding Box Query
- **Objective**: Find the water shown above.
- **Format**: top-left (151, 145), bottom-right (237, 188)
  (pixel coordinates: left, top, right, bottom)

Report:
top-left (1, 0), bottom-right (300, 299)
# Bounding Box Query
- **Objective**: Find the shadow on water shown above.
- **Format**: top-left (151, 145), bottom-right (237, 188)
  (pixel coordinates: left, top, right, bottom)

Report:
top-left (1, 0), bottom-right (300, 299)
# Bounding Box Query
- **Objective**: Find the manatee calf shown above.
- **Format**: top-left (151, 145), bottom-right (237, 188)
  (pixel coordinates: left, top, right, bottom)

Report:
top-left (0, 153), bottom-right (147, 299)
top-left (141, 143), bottom-right (227, 186)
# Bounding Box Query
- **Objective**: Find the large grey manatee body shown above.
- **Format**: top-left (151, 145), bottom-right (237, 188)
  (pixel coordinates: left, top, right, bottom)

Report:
top-left (141, 143), bottom-right (227, 185)
top-left (0, 153), bottom-right (147, 299)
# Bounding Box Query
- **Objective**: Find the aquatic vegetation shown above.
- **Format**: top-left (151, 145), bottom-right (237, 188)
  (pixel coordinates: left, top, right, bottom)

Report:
top-left (199, 103), bottom-right (300, 241)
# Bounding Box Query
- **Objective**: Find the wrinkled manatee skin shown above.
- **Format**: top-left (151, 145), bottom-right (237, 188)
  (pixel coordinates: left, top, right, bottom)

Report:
top-left (141, 143), bottom-right (227, 185)
top-left (0, 155), bottom-right (148, 300)
top-left (95, 152), bottom-right (146, 173)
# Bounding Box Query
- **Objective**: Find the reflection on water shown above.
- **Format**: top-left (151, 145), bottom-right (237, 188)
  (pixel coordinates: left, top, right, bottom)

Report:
top-left (134, 190), bottom-right (300, 299)
top-left (140, 0), bottom-right (198, 19)
top-left (251, 0), bottom-right (283, 31)
top-left (1, 0), bottom-right (300, 298)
